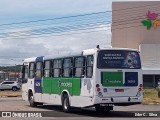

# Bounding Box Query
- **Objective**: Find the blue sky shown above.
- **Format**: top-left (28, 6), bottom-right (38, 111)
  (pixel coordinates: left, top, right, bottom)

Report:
top-left (0, 0), bottom-right (111, 24)
top-left (0, 0), bottom-right (154, 66)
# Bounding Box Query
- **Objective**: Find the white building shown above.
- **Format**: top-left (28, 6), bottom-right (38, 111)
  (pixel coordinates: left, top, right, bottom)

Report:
top-left (112, 1), bottom-right (160, 88)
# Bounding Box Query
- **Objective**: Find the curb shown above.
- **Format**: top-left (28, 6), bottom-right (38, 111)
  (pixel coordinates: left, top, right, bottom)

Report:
top-left (142, 102), bottom-right (160, 105)
top-left (7, 95), bottom-right (22, 97)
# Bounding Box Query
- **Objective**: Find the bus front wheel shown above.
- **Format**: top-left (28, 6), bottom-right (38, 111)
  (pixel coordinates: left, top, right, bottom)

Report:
top-left (29, 92), bottom-right (37, 107)
top-left (62, 94), bottom-right (70, 112)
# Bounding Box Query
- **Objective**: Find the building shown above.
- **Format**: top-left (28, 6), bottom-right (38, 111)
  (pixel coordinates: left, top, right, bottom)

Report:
top-left (7, 72), bottom-right (19, 81)
top-left (0, 71), bottom-right (19, 82)
top-left (0, 71), bottom-right (9, 82)
top-left (112, 1), bottom-right (160, 88)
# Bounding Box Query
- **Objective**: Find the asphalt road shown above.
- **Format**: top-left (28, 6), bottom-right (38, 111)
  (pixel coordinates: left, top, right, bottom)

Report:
top-left (0, 97), bottom-right (160, 120)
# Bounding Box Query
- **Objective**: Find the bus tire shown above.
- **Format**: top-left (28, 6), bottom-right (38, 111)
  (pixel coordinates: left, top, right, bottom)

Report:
top-left (37, 102), bottom-right (43, 106)
top-left (29, 92), bottom-right (37, 107)
top-left (95, 105), bottom-right (112, 113)
top-left (62, 94), bottom-right (70, 112)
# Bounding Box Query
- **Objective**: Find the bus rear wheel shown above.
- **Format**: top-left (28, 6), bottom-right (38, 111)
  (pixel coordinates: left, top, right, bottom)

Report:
top-left (29, 92), bottom-right (37, 107)
top-left (62, 94), bottom-right (70, 112)
top-left (95, 104), bottom-right (112, 113)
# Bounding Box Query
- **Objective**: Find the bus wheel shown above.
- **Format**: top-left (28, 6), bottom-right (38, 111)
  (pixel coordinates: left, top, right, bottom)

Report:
top-left (95, 105), bottom-right (112, 113)
top-left (62, 94), bottom-right (70, 112)
top-left (29, 92), bottom-right (37, 107)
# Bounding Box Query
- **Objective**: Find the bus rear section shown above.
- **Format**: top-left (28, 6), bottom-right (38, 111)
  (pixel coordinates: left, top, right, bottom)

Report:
top-left (93, 49), bottom-right (143, 108)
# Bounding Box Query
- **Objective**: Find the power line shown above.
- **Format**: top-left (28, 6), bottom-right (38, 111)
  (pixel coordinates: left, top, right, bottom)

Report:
top-left (112, 6), bottom-right (160, 21)
top-left (0, 11), bottom-right (111, 27)
top-left (1, 27), bottom-right (110, 40)
top-left (112, 3), bottom-right (160, 12)
top-left (0, 21), bottom-right (111, 38)
top-left (0, 13), bottom-right (111, 31)
top-left (0, 3), bottom-right (158, 29)
top-left (112, 24), bottom-right (143, 30)
top-left (0, 3), bottom-right (159, 28)
top-left (0, 20), bottom-right (111, 35)
top-left (0, 26), bottom-right (111, 40)
top-left (1, 7), bottom-right (159, 34)
top-left (1, 3), bottom-right (159, 40)
top-left (1, 3), bottom-right (158, 29)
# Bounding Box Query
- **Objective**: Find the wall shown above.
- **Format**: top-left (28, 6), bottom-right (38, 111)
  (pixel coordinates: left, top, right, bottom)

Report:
top-left (112, 1), bottom-right (160, 88)
top-left (112, 1), bottom-right (160, 49)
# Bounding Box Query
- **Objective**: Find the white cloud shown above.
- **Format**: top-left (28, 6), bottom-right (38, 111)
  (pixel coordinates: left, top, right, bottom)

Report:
top-left (0, 0), bottom-right (112, 66)
top-left (0, 25), bottom-right (111, 66)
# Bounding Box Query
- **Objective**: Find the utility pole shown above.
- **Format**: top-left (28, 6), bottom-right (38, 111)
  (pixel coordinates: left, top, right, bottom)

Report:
top-left (15, 64), bottom-right (16, 81)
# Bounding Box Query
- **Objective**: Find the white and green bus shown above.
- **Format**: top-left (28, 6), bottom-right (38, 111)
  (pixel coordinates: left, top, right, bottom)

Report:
top-left (21, 47), bottom-right (143, 112)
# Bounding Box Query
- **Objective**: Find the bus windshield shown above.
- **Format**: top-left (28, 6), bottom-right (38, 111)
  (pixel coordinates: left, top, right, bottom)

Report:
top-left (97, 50), bottom-right (141, 69)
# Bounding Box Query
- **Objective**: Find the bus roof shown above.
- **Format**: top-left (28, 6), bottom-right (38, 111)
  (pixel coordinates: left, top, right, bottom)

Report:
top-left (82, 47), bottom-right (139, 55)
top-left (23, 57), bottom-right (37, 63)
top-left (44, 52), bottom-right (82, 60)
top-left (99, 47), bottom-right (139, 51)
top-left (23, 47), bottom-right (139, 62)
top-left (23, 56), bottom-right (44, 63)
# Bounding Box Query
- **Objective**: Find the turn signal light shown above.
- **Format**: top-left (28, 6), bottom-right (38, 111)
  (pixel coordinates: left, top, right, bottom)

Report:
top-left (97, 88), bottom-right (100, 92)
top-left (138, 87), bottom-right (142, 91)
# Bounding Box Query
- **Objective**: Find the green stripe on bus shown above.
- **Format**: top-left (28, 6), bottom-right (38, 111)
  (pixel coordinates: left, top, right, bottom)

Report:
top-left (42, 77), bottom-right (81, 96)
top-left (101, 72), bottom-right (123, 87)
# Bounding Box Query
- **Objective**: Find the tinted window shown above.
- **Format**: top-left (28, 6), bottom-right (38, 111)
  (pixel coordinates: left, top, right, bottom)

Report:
top-left (29, 62), bottom-right (35, 78)
top-left (53, 59), bottom-right (62, 77)
top-left (53, 59), bottom-right (62, 68)
top-left (44, 60), bottom-right (51, 77)
top-left (2, 82), bottom-right (14, 84)
top-left (63, 58), bottom-right (72, 68)
top-left (74, 57), bottom-right (85, 77)
top-left (97, 50), bottom-right (141, 69)
top-left (21, 65), bottom-right (28, 84)
top-left (35, 62), bottom-right (42, 78)
top-left (86, 55), bottom-right (93, 78)
top-left (24, 66), bottom-right (28, 79)
top-left (63, 58), bottom-right (73, 77)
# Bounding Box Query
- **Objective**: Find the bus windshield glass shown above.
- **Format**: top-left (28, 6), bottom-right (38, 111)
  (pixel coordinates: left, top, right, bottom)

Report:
top-left (97, 50), bottom-right (141, 69)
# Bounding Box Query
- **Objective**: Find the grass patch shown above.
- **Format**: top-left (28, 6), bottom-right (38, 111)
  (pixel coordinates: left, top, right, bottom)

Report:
top-left (143, 89), bottom-right (160, 104)
top-left (143, 89), bottom-right (158, 98)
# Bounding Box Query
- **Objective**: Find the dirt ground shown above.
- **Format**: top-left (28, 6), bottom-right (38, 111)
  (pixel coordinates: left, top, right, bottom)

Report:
top-left (0, 90), bottom-right (21, 97)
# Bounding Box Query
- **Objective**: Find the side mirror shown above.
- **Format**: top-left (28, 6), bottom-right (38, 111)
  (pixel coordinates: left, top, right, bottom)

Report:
top-left (19, 65), bottom-right (25, 79)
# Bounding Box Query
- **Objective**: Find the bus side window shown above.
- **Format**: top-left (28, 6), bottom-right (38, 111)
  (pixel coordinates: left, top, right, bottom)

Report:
top-left (53, 59), bottom-right (62, 77)
top-left (21, 65), bottom-right (28, 83)
top-left (44, 60), bottom-right (51, 77)
top-left (73, 56), bottom-right (85, 77)
top-left (24, 65), bottom-right (28, 80)
top-left (63, 58), bottom-right (73, 77)
top-left (35, 62), bottom-right (43, 78)
top-left (29, 62), bottom-right (35, 78)
top-left (86, 55), bottom-right (93, 78)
